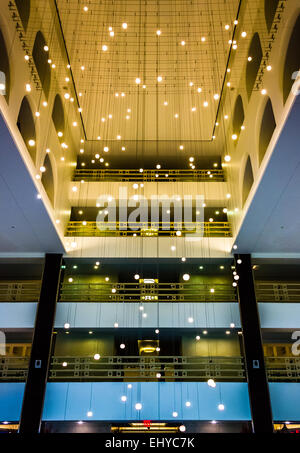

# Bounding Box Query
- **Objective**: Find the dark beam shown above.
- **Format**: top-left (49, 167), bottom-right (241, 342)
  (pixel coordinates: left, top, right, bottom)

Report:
top-left (18, 253), bottom-right (62, 434)
top-left (234, 253), bottom-right (273, 433)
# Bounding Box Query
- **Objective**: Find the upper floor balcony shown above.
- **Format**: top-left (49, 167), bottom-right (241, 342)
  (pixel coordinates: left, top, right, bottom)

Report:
top-left (73, 168), bottom-right (225, 182)
top-left (2, 279), bottom-right (300, 303)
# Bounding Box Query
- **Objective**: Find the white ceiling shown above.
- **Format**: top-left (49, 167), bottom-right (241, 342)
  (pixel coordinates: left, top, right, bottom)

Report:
top-left (0, 112), bottom-right (65, 254)
top-left (234, 96), bottom-right (300, 255)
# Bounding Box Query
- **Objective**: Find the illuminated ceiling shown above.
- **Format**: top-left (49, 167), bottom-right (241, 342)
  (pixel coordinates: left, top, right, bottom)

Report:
top-left (56, 0), bottom-right (240, 143)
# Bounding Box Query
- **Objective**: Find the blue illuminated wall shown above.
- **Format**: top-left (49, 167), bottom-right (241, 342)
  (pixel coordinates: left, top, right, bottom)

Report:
top-left (1, 382), bottom-right (300, 422)
top-left (42, 382), bottom-right (251, 421)
top-left (55, 302), bottom-right (241, 328)
top-left (0, 303), bottom-right (36, 328)
top-left (258, 303), bottom-right (300, 329)
top-left (0, 383), bottom-right (25, 421)
top-left (269, 383), bottom-right (300, 421)
top-left (1, 302), bottom-right (300, 329)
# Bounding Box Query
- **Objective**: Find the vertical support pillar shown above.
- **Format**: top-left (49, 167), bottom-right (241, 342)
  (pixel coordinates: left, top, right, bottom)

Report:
top-left (234, 254), bottom-right (273, 433)
top-left (19, 253), bottom-right (62, 434)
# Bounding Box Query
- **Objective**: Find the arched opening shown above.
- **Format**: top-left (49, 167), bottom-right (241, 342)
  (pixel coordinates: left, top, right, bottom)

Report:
top-left (17, 96), bottom-right (36, 162)
top-left (52, 94), bottom-right (65, 137)
top-left (41, 154), bottom-right (55, 206)
top-left (0, 29), bottom-right (10, 102)
top-left (246, 33), bottom-right (263, 99)
top-left (265, 0), bottom-right (279, 32)
top-left (242, 156), bottom-right (254, 206)
top-left (32, 31), bottom-right (51, 99)
top-left (232, 95), bottom-right (245, 135)
top-left (15, 0), bottom-right (30, 31)
top-left (259, 97), bottom-right (276, 164)
top-left (283, 14), bottom-right (300, 104)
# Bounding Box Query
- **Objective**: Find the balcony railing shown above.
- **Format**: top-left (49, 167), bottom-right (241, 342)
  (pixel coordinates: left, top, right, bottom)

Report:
top-left (0, 357), bottom-right (28, 381)
top-left (266, 357), bottom-right (300, 381)
top-left (0, 281), bottom-right (41, 302)
top-left (59, 282), bottom-right (237, 302)
top-left (2, 281), bottom-right (300, 303)
top-left (66, 221), bottom-right (232, 237)
top-left (48, 356), bottom-right (245, 382)
top-left (73, 168), bottom-right (225, 182)
top-left (256, 282), bottom-right (300, 302)
top-left (1, 356), bottom-right (300, 382)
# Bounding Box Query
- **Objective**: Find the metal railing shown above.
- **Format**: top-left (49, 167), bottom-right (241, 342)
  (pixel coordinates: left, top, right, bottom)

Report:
top-left (66, 221), bottom-right (232, 237)
top-left (266, 357), bottom-right (300, 382)
top-left (73, 168), bottom-right (225, 182)
top-left (255, 282), bottom-right (300, 302)
top-left (1, 356), bottom-right (300, 382)
top-left (0, 281), bottom-right (41, 302)
top-left (0, 357), bottom-right (28, 381)
top-left (59, 282), bottom-right (237, 302)
top-left (49, 356), bottom-right (245, 382)
top-left (2, 281), bottom-right (300, 303)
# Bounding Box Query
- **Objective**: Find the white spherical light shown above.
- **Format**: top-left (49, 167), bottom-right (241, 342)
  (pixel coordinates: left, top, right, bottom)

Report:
top-left (207, 378), bottom-right (216, 388)
top-left (182, 273), bottom-right (190, 281)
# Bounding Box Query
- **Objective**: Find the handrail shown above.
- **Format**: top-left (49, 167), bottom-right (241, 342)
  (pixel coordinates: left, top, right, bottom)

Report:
top-left (48, 355), bottom-right (245, 382)
top-left (66, 221), bottom-right (232, 237)
top-left (1, 356), bottom-right (300, 382)
top-left (73, 168), bottom-right (225, 182)
top-left (59, 282), bottom-right (237, 302)
top-left (0, 281), bottom-right (41, 302)
top-left (255, 282), bottom-right (300, 302)
top-left (2, 281), bottom-right (300, 302)
top-left (265, 356), bottom-right (300, 381)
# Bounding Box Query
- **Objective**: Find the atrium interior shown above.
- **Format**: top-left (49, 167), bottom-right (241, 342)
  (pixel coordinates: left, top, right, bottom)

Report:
top-left (0, 0), bottom-right (300, 435)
